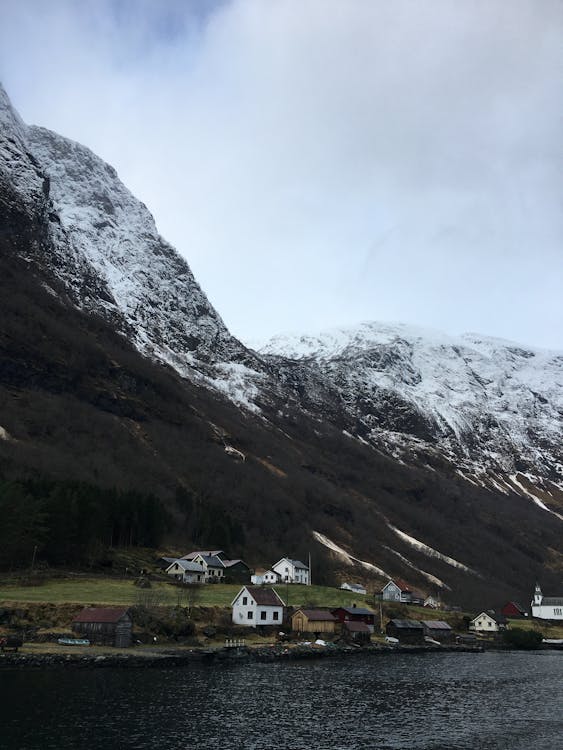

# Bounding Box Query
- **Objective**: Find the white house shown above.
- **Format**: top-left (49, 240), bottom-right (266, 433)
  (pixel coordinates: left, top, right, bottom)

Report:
top-left (469, 612), bottom-right (506, 633)
top-left (231, 586), bottom-right (285, 627)
top-left (251, 569), bottom-right (280, 585)
top-left (340, 582), bottom-right (367, 596)
top-left (166, 559), bottom-right (205, 584)
top-left (189, 553), bottom-right (226, 582)
top-left (531, 583), bottom-right (563, 620)
top-left (381, 579), bottom-right (412, 603)
top-left (271, 558), bottom-right (309, 585)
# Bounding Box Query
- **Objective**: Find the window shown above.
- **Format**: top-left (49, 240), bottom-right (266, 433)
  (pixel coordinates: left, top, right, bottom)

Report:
top-left (242, 597), bottom-right (247, 605)
top-left (273, 612), bottom-right (279, 621)
top-left (247, 611), bottom-right (253, 620)
top-left (261, 611), bottom-right (267, 620)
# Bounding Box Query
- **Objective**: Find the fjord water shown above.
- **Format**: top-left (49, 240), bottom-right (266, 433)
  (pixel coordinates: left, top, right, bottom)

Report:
top-left (1, 651), bottom-right (562, 749)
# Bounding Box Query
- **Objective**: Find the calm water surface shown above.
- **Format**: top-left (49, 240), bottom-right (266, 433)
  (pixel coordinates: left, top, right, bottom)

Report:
top-left (1, 651), bottom-right (562, 749)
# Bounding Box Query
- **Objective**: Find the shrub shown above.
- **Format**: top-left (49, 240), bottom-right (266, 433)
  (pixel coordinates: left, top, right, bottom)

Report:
top-left (502, 627), bottom-right (543, 649)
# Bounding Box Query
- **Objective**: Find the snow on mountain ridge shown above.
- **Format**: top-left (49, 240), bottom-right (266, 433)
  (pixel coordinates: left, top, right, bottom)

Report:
top-left (259, 322), bottom-right (563, 481)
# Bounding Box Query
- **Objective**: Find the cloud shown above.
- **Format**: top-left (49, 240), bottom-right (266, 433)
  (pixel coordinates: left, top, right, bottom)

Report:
top-left (1, 0), bottom-right (561, 347)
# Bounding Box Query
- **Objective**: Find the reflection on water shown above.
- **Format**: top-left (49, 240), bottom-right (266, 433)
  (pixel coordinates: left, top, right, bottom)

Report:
top-left (1, 651), bottom-right (562, 749)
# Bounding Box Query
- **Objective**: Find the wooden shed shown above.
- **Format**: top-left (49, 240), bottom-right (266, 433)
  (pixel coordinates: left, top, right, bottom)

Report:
top-left (386, 619), bottom-right (424, 644)
top-left (343, 621), bottom-right (371, 644)
top-left (72, 607), bottom-right (132, 647)
top-left (422, 620), bottom-right (454, 643)
top-left (291, 609), bottom-right (337, 635)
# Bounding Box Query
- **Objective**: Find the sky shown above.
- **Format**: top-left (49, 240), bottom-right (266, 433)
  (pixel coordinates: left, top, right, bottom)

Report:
top-left (0, 0), bottom-right (561, 349)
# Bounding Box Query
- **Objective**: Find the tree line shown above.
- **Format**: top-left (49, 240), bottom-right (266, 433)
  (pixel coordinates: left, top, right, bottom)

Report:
top-left (0, 478), bottom-right (170, 569)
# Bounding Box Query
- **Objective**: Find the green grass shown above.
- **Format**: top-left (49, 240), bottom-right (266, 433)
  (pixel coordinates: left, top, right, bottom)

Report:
top-left (0, 577), bottom-right (372, 609)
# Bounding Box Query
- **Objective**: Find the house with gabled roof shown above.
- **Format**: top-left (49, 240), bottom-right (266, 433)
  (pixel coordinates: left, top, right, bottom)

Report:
top-left (166, 559), bottom-right (205, 584)
top-left (251, 568), bottom-right (280, 585)
top-left (271, 557), bottom-right (309, 585)
top-left (340, 582), bottom-right (367, 596)
top-left (501, 601), bottom-right (528, 618)
top-left (72, 607), bottom-right (132, 647)
top-left (331, 605), bottom-right (377, 632)
top-left (381, 579), bottom-right (412, 603)
top-left (221, 559), bottom-right (251, 583)
top-left (386, 619), bottom-right (424, 644)
top-left (469, 612), bottom-right (507, 633)
top-left (189, 553), bottom-right (226, 582)
top-left (231, 586), bottom-right (285, 627)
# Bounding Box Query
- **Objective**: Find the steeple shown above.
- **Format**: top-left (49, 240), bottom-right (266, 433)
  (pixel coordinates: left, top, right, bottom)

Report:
top-left (533, 582), bottom-right (542, 606)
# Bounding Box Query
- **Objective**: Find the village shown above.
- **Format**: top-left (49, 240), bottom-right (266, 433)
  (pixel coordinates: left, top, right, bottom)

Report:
top-left (1, 548), bottom-right (562, 658)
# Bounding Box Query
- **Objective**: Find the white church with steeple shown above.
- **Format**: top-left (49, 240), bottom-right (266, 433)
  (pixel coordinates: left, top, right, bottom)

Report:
top-left (531, 583), bottom-right (563, 620)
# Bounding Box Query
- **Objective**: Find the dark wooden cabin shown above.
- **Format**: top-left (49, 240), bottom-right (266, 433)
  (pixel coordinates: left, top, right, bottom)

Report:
top-left (72, 607), bottom-right (132, 647)
top-left (422, 620), bottom-right (454, 643)
top-left (386, 619), bottom-right (424, 644)
top-left (343, 620), bottom-right (371, 644)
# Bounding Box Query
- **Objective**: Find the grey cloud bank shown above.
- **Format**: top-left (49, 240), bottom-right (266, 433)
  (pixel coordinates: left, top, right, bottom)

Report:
top-left (1, 0), bottom-right (561, 348)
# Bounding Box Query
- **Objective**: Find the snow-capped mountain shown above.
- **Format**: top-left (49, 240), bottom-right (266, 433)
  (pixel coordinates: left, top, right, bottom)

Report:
top-left (258, 322), bottom-right (563, 502)
top-left (0, 83), bottom-right (264, 408)
top-left (1, 83), bottom-right (561, 520)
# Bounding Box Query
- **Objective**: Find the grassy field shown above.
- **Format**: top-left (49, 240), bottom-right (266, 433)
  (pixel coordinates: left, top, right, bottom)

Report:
top-left (0, 577), bottom-right (371, 609)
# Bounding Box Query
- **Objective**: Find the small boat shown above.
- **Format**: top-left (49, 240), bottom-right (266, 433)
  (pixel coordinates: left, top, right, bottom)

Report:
top-left (57, 637), bottom-right (91, 646)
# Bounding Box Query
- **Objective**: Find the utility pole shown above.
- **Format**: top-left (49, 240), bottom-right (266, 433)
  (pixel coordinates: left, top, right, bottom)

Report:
top-left (308, 551), bottom-right (312, 586)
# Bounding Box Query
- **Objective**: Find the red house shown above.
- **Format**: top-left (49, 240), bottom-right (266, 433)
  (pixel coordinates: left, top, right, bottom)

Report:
top-left (501, 602), bottom-right (527, 618)
top-left (331, 605), bottom-right (377, 631)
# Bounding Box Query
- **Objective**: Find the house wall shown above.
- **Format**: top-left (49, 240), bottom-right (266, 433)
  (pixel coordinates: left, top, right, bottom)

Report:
top-left (469, 615), bottom-right (498, 632)
top-left (382, 583), bottom-right (401, 602)
top-left (291, 615), bottom-right (335, 634)
top-left (232, 593), bottom-right (283, 627)
top-left (532, 604), bottom-right (563, 620)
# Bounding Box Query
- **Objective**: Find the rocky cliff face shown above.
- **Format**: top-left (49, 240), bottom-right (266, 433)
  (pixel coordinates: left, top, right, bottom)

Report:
top-left (1, 83), bottom-right (266, 409)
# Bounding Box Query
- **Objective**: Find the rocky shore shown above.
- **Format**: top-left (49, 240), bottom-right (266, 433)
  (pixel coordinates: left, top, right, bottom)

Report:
top-left (0, 642), bottom-right (484, 669)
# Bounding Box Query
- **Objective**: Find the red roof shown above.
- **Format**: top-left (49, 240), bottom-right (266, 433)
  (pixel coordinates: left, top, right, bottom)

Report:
top-left (242, 586), bottom-right (284, 606)
top-left (72, 607), bottom-right (130, 624)
top-left (394, 578), bottom-right (412, 593)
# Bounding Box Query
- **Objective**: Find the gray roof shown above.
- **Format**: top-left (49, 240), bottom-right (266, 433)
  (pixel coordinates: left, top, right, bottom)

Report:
top-left (422, 620), bottom-right (452, 630)
top-left (167, 560), bottom-right (203, 573)
top-left (388, 619), bottom-right (424, 629)
top-left (201, 555), bottom-right (225, 568)
top-left (543, 597), bottom-right (563, 606)
top-left (290, 559), bottom-right (308, 569)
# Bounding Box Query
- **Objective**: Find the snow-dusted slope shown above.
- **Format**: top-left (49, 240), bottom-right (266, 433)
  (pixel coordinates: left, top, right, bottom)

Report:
top-left (0, 84), bottom-right (265, 405)
top-left (259, 322), bottom-right (563, 485)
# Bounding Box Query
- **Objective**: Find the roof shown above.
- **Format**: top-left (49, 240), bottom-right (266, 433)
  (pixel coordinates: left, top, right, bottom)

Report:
top-left (167, 560), bottom-right (203, 573)
top-left (344, 621), bottom-right (371, 633)
top-left (382, 578), bottom-right (411, 593)
top-left (503, 601), bottom-right (527, 612)
top-left (274, 557), bottom-right (309, 570)
top-left (181, 550), bottom-right (224, 560)
top-left (333, 607), bottom-right (375, 616)
top-left (422, 620), bottom-right (452, 630)
top-left (542, 597), bottom-right (563, 606)
top-left (294, 609), bottom-right (337, 622)
top-left (471, 611), bottom-right (506, 623)
top-left (388, 619), bottom-right (424, 629)
top-left (200, 554), bottom-right (225, 568)
top-left (222, 559), bottom-right (249, 568)
top-left (73, 607), bottom-right (129, 624)
top-left (232, 586), bottom-right (285, 607)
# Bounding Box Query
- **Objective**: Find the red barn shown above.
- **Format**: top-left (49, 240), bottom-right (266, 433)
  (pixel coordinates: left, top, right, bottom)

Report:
top-left (501, 602), bottom-right (527, 618)
top-left (331, 605), bottom-right (377, 631)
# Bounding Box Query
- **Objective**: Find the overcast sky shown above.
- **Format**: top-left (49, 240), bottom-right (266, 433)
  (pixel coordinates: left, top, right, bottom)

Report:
top-left (1, 0), bottom-right (561, 349)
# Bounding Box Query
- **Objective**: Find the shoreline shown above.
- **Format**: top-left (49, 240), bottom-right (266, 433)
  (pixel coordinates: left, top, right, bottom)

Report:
top-left (0, 642), bottom-right (486, 669)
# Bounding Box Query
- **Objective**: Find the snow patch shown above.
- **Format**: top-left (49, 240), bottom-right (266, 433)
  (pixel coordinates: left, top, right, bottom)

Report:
top-left (312, 531), bottom-right (391, 578)
top-left (387, 523), bottom-right (479, 576)
top-left (509, 474), bottom-right (563, 522)
top-left (382, 545), bottom-right (450, 590)
top-left (0, 425), bottom-right (11, 441)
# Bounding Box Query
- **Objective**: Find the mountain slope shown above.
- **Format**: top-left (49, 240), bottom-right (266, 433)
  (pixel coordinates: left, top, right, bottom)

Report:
top-left (1, 84), bottom-right (562, 607)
